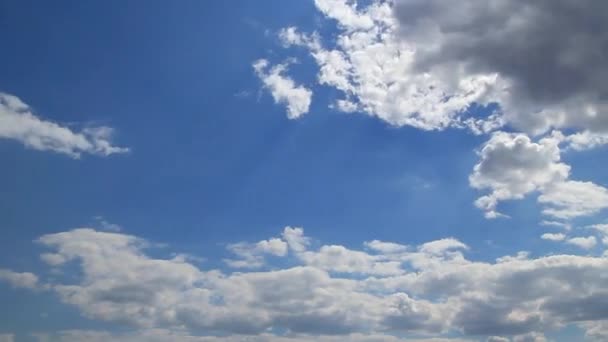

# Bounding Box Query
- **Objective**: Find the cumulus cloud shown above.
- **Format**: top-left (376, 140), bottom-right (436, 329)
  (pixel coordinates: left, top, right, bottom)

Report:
top-left (470, 131), bottom-right (608, 219)
top-left (269, 0), bottom-right (608, 135)
top-left (0, 269), bottom-right (38, 289)
top-left (277, 4), bottom-right (500, 131)
top-left (564, 131), bottom-right (608, 151)
top-left (3, 226), bottom-right (608, 340)
top-left (259, 0), bottom-right (608, 224)
top-left (26, 330), bottom-right (472, 342)
top-left (393, 0), bottom-right (608, 135)
top-left (565, 236), bottom-right (597, 250)
top-left (0, 92), bottom-right (128, 158)
top-left (252, 59), bottom-right (312, 119)
top-left (538, 181), bottom-right (608, 220)
top-left (469, 132), bottom-right (567, 218)
top-left (540, 233), bottom-right (565, 242)
top-left (224, 236), bottom-right (288, 269)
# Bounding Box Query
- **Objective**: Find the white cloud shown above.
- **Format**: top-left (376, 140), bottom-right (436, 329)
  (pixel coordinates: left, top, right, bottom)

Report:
top-left (275, 0), bottom-right (608, 135)
top-left (538, 181), bottom-right (608, 220)
top-left (565, 236), bottom-right (597, 250)
top-left (0, 92), bottom-right (128, 158)
top-left (564, 131), bottom-right (608, 151)
top-left (418, 238), bottom-right (468, 255)
top-left (540, 221), bottom-right (571, 230)
top-left (27, 329), bottom-right (473, 342)
top-left (265, 0), bottom-right (608, 224)
top-left (281, 226), bottom-right (310, 253)
top-left (277, 3), bottom-right (500, 131)
top-left (253, 59), bottom-right (312, 119)
top-left (469, 132), bottom-right (569, 218)
top-left (0, 269), bottom-right (38, 289)
top-left (540, 233), bottom-right (565, 242)
top-left (4, 226), bottom-right (608, 340)
top-left (298, 244), bottom-right (404, 276)
top-left (225, 237), bottom-right (288, 269)
top-left (392, 0), bottom-right (608, 135)
top-left (364, 240), bottom-right (408, 254)
top-left (470, 131), bottom-right (608, 219)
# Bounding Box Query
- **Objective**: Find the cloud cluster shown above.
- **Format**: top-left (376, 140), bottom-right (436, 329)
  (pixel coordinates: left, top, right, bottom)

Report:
top-left (276, 1), bottom-right (501, 131)
top-left (26, 330), bottom-right (472, 342)
top-left (252, 59), bottom-right (312, 119)
top-left (0, 269), bottom-right (38, 289)
top-left (470, 131), bottom-right (608, 220)
top-left (263, 0), bottom-right (608, 135)
top-left (393, 0), bottom-right (608, 135)
top-left (3, 226), bottom-right (608, 340)
top-left (254, 0), bottom-right (608, 222)
top-left (0, 92), bottom-right (128, 158)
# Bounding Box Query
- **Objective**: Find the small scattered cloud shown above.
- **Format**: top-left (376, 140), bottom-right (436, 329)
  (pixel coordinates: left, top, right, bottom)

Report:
top-left (0, 92), bottom-right (128, 158)
top-left (252, 59), bottom-right (312, 119)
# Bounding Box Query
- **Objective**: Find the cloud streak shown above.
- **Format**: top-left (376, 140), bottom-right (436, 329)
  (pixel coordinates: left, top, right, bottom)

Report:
top-left (0, 92), bottom-right (128, 158)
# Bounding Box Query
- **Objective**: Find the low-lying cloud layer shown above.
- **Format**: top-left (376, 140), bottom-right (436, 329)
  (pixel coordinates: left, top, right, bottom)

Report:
top-left (3, 226), bottom-right (608, 341)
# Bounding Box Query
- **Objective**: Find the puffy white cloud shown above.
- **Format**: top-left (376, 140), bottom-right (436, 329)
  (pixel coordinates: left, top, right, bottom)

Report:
top-left (364, 240), bottom-right (408, 254)
top-left (281, 226), bottom-right (310, 253)
top-left (298, 245), bottom-right (404, 276)
top-left (252, 59), bottom-right (312, 119)
top-left (470, 131), bottom-right (608, 219)
top-left (540, 221), bottom-right (571, 230)
top-left (393, 0), bottom-right (608, 135)
top-left (0, 269), bottom-right (38, 289)
top-left (538, 181), bottom-right (608, 220)
top-left (564, 131), bottom-right (608, 151)
top-left (469, 132), bottom-right (569, 218)
top-left (0, 92), bottom-right (128, 158)
top-left (271, 0), bottom-right (608, 135)
top-left (540, 233), bottom-right (565, 242)
top-left (276, 2), bottom-right (501, 131)
top-left (565, 236), bottom-right (597, 250)
top-left (418, 238), bottom-right (468, 255)
top-left (265, 0), bottom-right (608, 224)
top-left (3, 226), bottom-right (608, 340)
top-left (225, 237), bottom-right (288, 269)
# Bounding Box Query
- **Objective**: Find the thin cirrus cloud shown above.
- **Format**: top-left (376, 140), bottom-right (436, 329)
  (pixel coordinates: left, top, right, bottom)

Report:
top-left (0, 92), bottom-right (128, 158)
top-left (2, 226), bottom-right (608, 341)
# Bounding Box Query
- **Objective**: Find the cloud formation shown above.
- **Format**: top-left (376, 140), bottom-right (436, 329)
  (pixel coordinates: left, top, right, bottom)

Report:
top-left (253, 59), bottom-right (312, 119)
top-left (470, 131), bottom-right (608, 219)
top-left (257, 0), bottom-right (608, 222)
top-left (3, 226), bottom-right (608, 340)
top-left (394, 0), bottom-right (608, 134)
top-left (0, 92), bottom-right (128, 158)
top-left (0, 269), bottom-right (38, 289)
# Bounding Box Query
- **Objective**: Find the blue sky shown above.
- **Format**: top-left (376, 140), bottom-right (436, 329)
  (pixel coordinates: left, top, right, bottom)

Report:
top-left (2, 1), bottom-right (608, 341)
